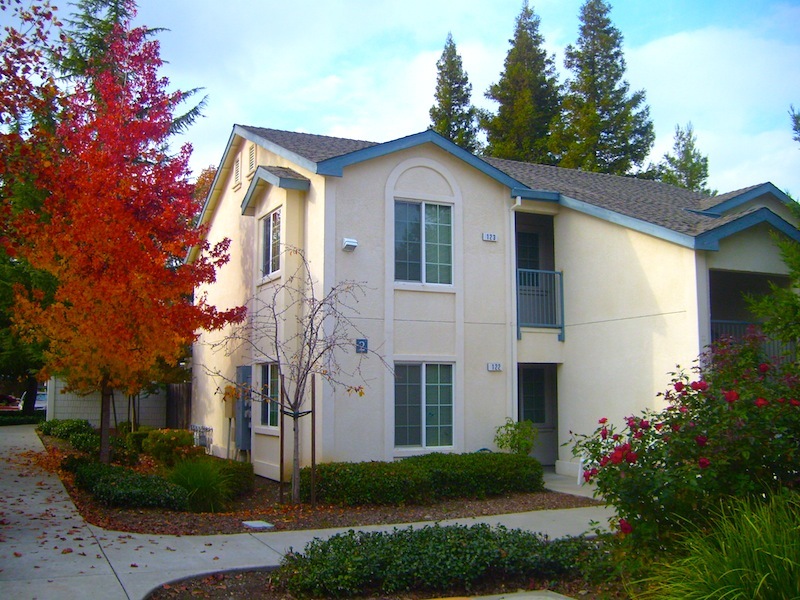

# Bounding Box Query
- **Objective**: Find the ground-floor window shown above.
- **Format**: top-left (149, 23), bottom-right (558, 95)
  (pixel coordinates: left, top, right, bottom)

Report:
top-left (394, 363), bottom-right (453, 447)
top-left (259, 363), bottom-right (280, 428)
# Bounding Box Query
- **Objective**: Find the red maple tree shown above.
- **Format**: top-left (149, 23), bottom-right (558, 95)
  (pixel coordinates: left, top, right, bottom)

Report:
top-left (2, 3), bottom-right (244, 461)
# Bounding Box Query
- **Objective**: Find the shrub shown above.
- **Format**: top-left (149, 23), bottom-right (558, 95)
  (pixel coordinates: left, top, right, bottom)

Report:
top-left (571, 331), bottom-right (800, 546)
top-left (298, 452), bottom-right (544, 505)
top-left (277, 524), bottom-right (594, 598)
top-left (68, 431), bottom-right (101, 454)
top-left (637, 493), bottom-right (800, 599)
top-left (141, 428), bottom-right (199, 466)
top-left (168, 458), bottom-right (232, 513)
top-left (125, 426), bottom-right (154, 453)
top-left (0, 410), bottom-right (45, 426)
top-left (65, 456), bottom-right (188, 510)
top-left (40, 418), bottom-right (93, 439)
top-left (494, 418), bottom-right (538, 455)
top-left (404, 452), bottom-right (544, 499)
top-left (218, 458), bottom-right (255, 497)
top-left (300, 460), bottom-right (432, 505)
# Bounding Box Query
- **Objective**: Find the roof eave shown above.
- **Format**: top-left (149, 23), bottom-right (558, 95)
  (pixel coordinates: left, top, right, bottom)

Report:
top-left (241, 167), bottom-right (310, 216)
top-left (695, 207), bottom-right (800, 251)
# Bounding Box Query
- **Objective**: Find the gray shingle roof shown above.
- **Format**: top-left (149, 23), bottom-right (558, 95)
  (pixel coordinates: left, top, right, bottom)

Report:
top-left (238, 125), bottom-right (378, 163)
top-left (238, 126), bottom-right (783, 239)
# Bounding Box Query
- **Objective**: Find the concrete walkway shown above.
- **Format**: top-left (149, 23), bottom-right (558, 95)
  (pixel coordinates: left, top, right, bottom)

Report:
top-left (0, 425), bottom-right (614, 600)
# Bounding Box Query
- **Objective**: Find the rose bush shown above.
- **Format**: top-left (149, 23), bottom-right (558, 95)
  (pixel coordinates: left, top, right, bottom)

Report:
top-left (571, 330), bottom-right (800, 546)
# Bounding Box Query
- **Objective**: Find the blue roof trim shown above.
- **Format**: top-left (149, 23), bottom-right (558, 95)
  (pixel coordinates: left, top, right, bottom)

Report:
top-left (702, 183), bottom-right (793, 216)
top-left (559, 195), bottom-right (697, 248)
top-left (234, 125), bottom-right (318, 174)
top-left (695, 207), bottom-right (800, 250)
top-left (316, 129), bottom-right (526, 189)
top-left (241, 167), bottom-right (310, 216)
top-left (512, 188), bottom-right (560, 202)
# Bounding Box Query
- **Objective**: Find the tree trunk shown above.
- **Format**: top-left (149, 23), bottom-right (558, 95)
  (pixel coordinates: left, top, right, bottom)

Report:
top-left (291, 414), bottom-right (301, 503)
top-left (99, 379), bottom-right (112, 464)
top-left (20, 375), bottom-right (38, 415)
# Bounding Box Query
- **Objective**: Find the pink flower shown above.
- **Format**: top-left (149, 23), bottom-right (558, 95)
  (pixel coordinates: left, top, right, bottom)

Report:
top-left (695, 435), bottom-right (708, 446)
top-left (640, 420), bottom-right (650, 430)
top-left (598, 417), bottom-right (608, 424)
top-left (619, 518), bottom-right (633, 534)
top-left (698, 457), bottom-right (710, 469)
top-left (724, 390), bottom-right (739, 403)
top-left (755, 397), bottom-right (769, 408)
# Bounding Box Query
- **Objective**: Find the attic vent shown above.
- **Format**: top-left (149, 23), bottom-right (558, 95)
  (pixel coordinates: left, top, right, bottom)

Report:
top-left (248, 144), bottom-right (256, 174)
top-left (233, 157), bottom-right (241, 187)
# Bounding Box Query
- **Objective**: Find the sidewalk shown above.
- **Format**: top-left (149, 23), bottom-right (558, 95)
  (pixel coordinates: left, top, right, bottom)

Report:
top-left (0, 425), bottom-right (613, 600)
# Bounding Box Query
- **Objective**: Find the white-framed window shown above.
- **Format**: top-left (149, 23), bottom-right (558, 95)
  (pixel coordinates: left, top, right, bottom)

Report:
top-left (261, 208), bottom-right (281, 277)
top-left (260, 363), bottom-right (280, 428)
top-left (395, 200), bottom-right (452, 284)
top-left (247, 144), bottom-right (256, 176)
top-left (394, 363), bottom-right (453, 447)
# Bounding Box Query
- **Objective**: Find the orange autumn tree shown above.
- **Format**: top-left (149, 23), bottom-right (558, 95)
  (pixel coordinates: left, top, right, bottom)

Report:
top-left (4, 8), bottom-right (244, 462)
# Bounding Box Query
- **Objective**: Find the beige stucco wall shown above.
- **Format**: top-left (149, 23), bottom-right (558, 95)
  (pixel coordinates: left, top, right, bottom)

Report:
top-left (553, 211), bottom-right (702, 475)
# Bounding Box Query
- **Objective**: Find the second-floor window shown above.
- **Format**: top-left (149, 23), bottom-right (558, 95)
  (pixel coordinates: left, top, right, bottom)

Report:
top-left (262, 208), bottom-right (281, 277)
top-left (395, 200), bottom-right (452, 284)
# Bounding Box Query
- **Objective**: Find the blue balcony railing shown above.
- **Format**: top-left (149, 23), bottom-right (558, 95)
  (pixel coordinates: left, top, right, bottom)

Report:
top-left (517, 269), bottom-right (564, 341)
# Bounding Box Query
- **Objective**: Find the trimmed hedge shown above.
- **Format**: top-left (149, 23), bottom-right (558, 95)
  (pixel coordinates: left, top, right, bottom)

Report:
top-left (39, 418), bottom-right (93, 439)
top-left (63, 456), bottom-right (188, 510)
top-left (298, 452), bottom-right (544, 505)
top-left (277, 524), bottom-right (593, 598)
top-left (0, 410), bottom-right (45, 426)
top-left (142, 428), bottom-right (200, 466)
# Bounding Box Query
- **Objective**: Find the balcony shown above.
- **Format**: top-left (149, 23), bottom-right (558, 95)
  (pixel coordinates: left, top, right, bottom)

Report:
top-left (517, 269), bottom-right (564, 341)
top-left (710, 320), bottom-right (794, 360)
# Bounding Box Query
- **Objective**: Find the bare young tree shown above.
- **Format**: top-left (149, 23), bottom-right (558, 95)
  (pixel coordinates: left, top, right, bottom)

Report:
top-left (207, 247), bottom-right (388, 502)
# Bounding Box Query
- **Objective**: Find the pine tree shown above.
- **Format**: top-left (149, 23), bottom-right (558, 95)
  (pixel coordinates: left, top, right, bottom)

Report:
top-left (429, 33), bottom-right (480, 153)
top-left (551, 0), bottom-right (654, 174)
top-left (61, 0), bottom-right (206, 135)
top-left (791, 105), bottom-right (800, 145)
top-left (654, 123), bottom-right (715, 195)
top-left (482, 1), bottom-right (560, 164)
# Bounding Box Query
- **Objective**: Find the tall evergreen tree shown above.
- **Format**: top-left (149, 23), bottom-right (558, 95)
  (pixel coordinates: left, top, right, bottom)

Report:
top-left (481, 1), bottom-right (560, 164)
top-left (429, 33), bottom-right (480, 153)
top-left (550, 0), bottom-right (654, 174)
top-left (791, 105), bottom-right (800, 145)
top-left (653, 123), bottom-right (716, 195)
top-left (61, 0), bottom-right (206, 135)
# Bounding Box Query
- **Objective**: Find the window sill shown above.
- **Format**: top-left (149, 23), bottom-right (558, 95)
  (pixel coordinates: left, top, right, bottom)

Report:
top-left (257, 271), bottom-right (282, 287)
top-left (394, 282), bottom-right (455, 294)
top-left (393, 446), bottom-right (455, 459)
top-left (253, 425), bottom-right (279, 437)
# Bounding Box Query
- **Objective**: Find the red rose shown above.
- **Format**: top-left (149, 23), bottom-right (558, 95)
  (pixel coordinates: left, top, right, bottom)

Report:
top-left (698, 457), bottom-right (710, 469)
top-left (619, 518), bottom-right (633, 534)
top-left (724, 390), bottom-right (739, 403)
top-left (758, 363), bottom-right (770, 373)
top-left (790, 399), bottom-right (800, 407)
top-left (695, 435), bottom-right (708, 446)
top-left (755, 397), bottom-right (769, 408)
top-left (674, 381), bottom-right (685, 392)
top-left (625, 452), bottom-right (638, 464)
top-left (601, 427), bottom-right (608, 440)
top-left (690, 380), bottom-right (709, 392)
top-left (598, 417), bottom-right (608, 424)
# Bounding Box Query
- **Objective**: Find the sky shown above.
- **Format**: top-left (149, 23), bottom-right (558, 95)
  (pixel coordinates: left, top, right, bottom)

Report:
top-left (11, 0), bottom-right (800, 195)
